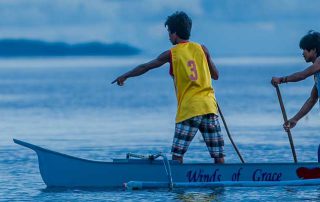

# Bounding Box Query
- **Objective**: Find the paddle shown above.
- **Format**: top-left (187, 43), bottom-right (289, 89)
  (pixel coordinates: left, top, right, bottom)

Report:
top-left (217, 103), bottom-right (245, 163)
top-left (275, 85), bottom-right (298, 163)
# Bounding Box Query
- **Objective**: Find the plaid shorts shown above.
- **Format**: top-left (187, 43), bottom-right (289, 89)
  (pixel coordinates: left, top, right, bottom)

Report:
top-left (171, 114), bottom-right (224, 158)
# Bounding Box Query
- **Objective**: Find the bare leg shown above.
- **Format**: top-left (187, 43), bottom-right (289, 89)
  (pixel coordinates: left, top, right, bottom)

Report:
top-left (172, 155), bottom-right (183, 164)
top-left (214, 157), bottom-right (224, 164)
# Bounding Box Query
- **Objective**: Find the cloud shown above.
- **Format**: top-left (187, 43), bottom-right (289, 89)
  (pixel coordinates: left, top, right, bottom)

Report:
top-left (0, 0), bottom-right (204, 26)
top-left (255, 22), bottom-right (276, 32)
top-left (0, 0), bottom-right (319, 56)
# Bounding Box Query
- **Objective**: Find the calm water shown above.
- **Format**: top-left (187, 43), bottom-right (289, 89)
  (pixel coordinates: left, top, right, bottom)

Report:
top-left (0, 57), bottom-right (320, 201)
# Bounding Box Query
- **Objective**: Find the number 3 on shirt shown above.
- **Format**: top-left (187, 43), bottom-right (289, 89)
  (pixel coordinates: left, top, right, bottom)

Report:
top-left (188, 60), bottom-right (198, 81)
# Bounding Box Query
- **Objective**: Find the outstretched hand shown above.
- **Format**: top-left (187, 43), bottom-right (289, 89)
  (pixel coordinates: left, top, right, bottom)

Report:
top-left (283, 119), bottom-right (297, 132)
top-left (111, 76), bottom-right (127, 86)
top-left (271, 77), bottom-right (282, 87)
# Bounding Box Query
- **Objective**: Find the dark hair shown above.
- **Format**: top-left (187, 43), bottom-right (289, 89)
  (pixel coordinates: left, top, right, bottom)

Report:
top-left (299, 30), bottom-right (320, 56)
top-left (165, 11), bottom-right (192, 40)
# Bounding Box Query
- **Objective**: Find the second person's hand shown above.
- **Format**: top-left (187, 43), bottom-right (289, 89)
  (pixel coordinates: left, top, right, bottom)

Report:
top-left (271, 77), bottom-right (282, 87)
top-left (283, 118), bottom-right (297, 132)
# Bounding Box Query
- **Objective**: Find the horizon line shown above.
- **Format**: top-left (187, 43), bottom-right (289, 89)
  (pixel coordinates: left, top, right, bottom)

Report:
top-left (0, 56), bottom-right (305, 69)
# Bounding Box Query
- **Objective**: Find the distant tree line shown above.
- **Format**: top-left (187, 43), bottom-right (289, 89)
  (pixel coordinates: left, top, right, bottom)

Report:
top-left (0, 39), bottom-right (140, 57)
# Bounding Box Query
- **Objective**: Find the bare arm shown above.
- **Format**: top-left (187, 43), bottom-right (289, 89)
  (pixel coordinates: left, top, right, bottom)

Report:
top-left (112, 50), bottom-right (170, 85)
top-left (284, 85), bottom-right (318, 130)
top-left (272, 57), bottom-right (320, 86)
top-left (287, 58), bottom-right (320, 82)
top-left (201, 45), bottom-right (219, 80)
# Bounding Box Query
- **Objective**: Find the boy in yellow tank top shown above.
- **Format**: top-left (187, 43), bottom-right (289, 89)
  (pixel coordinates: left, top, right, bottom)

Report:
top-left (112, 11), bottom-right (224, 164)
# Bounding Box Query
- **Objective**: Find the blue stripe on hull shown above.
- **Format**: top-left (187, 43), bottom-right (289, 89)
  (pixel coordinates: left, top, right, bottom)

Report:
top-left (126, 179), bottom-right (320, 190)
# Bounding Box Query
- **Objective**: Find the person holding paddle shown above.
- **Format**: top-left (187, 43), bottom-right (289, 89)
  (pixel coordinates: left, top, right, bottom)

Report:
top-left (112, 11), bottom-right (224, 164)
top-left (271, 31), bottom-right (320, 131)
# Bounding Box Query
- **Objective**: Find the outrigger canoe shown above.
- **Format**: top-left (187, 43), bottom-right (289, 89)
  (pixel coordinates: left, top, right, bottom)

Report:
top-left (13, 139), bottom-right (320, 189)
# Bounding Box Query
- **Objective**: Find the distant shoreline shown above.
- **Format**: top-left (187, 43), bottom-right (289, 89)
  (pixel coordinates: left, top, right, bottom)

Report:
top-left (0, 39), bottom-right (140, 57)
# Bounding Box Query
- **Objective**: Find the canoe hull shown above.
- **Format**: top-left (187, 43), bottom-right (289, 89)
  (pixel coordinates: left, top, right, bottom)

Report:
top-left (14, 139), bottom-right (320, 187)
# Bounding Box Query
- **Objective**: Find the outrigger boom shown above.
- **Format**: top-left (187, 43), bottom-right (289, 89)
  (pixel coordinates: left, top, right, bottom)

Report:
top-left (13, 139), bottom-right (320, 189)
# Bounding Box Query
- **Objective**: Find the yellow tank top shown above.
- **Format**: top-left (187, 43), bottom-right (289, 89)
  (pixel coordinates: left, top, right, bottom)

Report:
top-left (170, 42), bottom-right (218, 123)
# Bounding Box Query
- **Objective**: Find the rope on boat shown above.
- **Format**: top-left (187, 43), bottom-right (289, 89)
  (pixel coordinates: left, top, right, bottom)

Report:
top-left (126, 152), bottom-right (164, 160)
top-left (160, 154), bottom-right (173, 190)
top-left (126, 152), bottom-right (173, 189)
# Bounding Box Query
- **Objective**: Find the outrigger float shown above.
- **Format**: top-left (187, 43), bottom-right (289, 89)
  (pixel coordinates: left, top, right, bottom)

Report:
top-left (13, 139), bottom-right (320, 189)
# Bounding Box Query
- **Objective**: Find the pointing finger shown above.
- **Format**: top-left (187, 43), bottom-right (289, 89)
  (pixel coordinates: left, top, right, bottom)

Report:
top-left (111, 79), bottom-right (117, 84)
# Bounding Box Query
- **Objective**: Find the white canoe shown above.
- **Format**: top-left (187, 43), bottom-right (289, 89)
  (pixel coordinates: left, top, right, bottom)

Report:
top-left (13, 139), bottom-right (320, 188)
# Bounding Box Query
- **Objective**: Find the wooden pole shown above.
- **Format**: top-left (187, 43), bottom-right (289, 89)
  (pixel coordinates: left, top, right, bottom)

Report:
top-left (217, 104), bottom-right (245, 163)
top-left (275, 85), bottom-right (298, 163)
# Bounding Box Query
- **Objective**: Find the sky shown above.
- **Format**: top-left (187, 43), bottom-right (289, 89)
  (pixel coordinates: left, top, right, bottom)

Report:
top-left (0, 0), bottom-right (319, 56)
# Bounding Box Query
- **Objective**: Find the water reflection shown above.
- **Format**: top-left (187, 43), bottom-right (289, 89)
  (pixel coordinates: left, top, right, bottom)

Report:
top-left (173, 187), bottom-right (225, 202)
